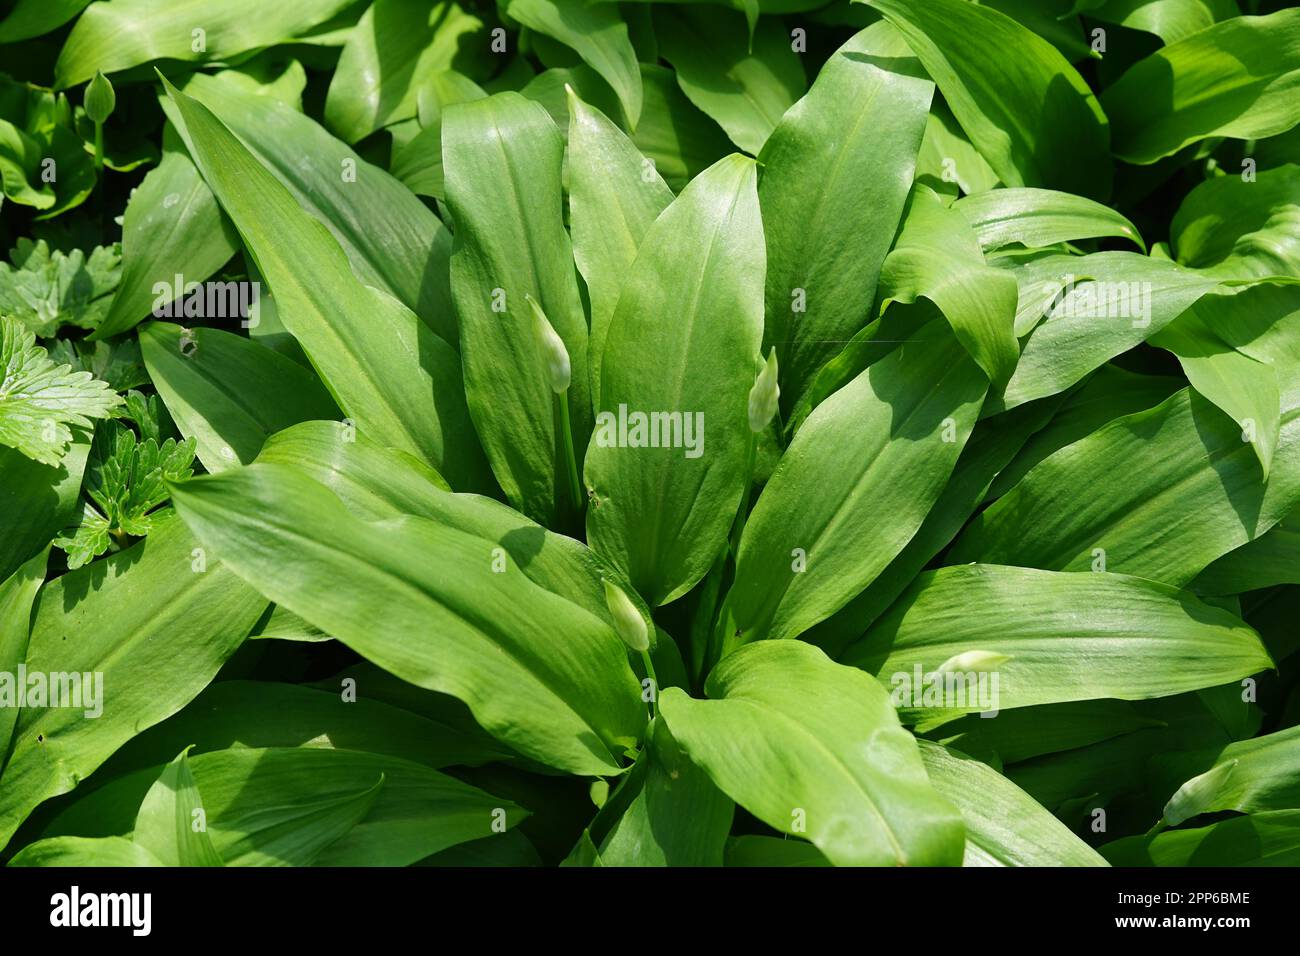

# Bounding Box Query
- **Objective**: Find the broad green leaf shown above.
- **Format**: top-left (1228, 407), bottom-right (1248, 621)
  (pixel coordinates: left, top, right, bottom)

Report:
top-left (865, 0), bottom-right (1112, 199)
top-left (1193, 506), bottom-right (1300, 594)
top-left (93, 145), bottom-right (239, 341)
top-left (1089, 0), bottom-right (1241, 45)
top-left (509, 0), bottom-right (641, 129)
top-left (881, 185), bottom-right (1019, 385)
top-left (0, 0), bottom-right (90, 43)
top-left (325, 0), bottom-right (488, 143)
top-left (566, 89), bottom-right (673, 409)
top-left (954, 187), bottom-right (1144, 252)
top-left (845, 565), bottom-right (1272, 714)
top-left (0, 239), bottom-right (121, 338)
top-left (656, 6), bottom-right (805, 155)
top-left (598, 718), bottom-right (733, 866)
top-left (40, 747), bottom-right (509, 867)
top-left (253, 421), bottom-right (684, 686)
top-left (443, 92), bottom-right (591, 525)
top-left (953, 385), bottom-right (1300, 586)
top-left (1170, 164), bottom-right (1300, 280)
top-left (1102, 810), bottom-right (1300, 866)
top-left (986, 364), bottom-right (1182, 500)
top-left (0, 512), bottom-right (267, 851)
top-left (522, 63), bottom-right (733, 191)
top-left (131, 748), bottom-right (224, 866)
top-left (54, 0), bottom-right (358, 88)
top-left (99, 679), bottom-right (513, 775)
top-left (915, 101), bottom-right (1000, 198)
top-left (139, 321), bottom-right (339, 473)
top-left (163, 70), bottom-right (459, 345)
top-left (720, 317), bottom-right (986, 647)
top-left (0, 548), bottom-right (47, 767)
top-left (9, 836), bottom-right (163, 867)
top-left (163, 78), bottom-right (491, 493)
top-left (389, 71), bottom-right (487, 200)
top-left (1150, 306), bottom-right (1280, 477)
top-left (805, 394), bottom-right (1063, 657)
top-left (991, 252), bottom-right (1223, 412)
top-left (247, 604), bottom-right (331, 642)
top-left (0, 437), bottom-right (88, 583)
top-left (1153, 726), bottom-right (1300, 824)
top-left (0, 317), bottom-right (122, 466)
top-left (169, 464), bottom-right (647, 776)
top-left (1101, 9), bottom-right (1300, 164)
top-left (918, 741), bottom-right (1108, 866)
top-left (584, 154), bottom-right (764, 607)
top-left (758, 22), bottom-right (933, 407)
top-left (927, 700), bottom-right (1162, 766)
top-left (659, 641), bottom-right (965, 867)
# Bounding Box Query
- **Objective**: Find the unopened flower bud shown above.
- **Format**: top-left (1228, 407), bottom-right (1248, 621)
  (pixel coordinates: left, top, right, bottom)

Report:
top-left (526, 294), bottom-right (570, 394)
top-left (747, 348), bottom-right (779, 433)
top-left (603, 579), bottom-right (648, 652)
top-left (85, 71), bottom-right (116, 124)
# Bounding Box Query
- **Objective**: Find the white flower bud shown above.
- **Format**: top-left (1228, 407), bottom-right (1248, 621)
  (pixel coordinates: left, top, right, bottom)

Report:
top-left (526, 294), bottom-right (570, 394)
top-left (747, 348), bottom-right (779, 433)
top-left (603, 579), bottom-right (649, 652)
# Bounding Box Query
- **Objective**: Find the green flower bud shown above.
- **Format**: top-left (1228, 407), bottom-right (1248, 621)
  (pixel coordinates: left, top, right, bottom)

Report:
top-left (525, 294), bottom-right (570, 394)
top-left (85, 71), bottom-right (116, 125)
top-left (747, 348), bottom-right (779, 433)
top-left (603, 579), bottom-right (649, 652)
top-left (936, 650), bottom-right (1011, 674)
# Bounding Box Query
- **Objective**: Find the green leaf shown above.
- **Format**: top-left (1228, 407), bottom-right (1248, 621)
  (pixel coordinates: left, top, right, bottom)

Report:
top-left (140, 321), bottom-right (339, 473)
top-left (953, 385), bottom-right (1300, 586)
top-left (991, 252), bottom-right (1223, 412)
top-left (659, 641), bottom-right (965, 867)
top-left (93, 146), bottom-right (240, 340)
top-left (0, 0), bottom-right (91, 43)
top-left (882, 185), bottom-right (1019, 385)
top-left (162, 77), bottom-right (491, 492)
top-left (1102, 810), bottom-right (1300, 866)
top-left (566, 89), bottom-right (673, 409)
top-left (169, 463), bottom-right (647, 776)
top-left (443, 92), bottom-right (591, 524)
top-left (0, 316), bottom-right (122, 466)
top-left (131, 748), bottom-right (225, 866)
top-left (325, 0), bottom-right (488, 143)
top-left (9, 835), bottom-right (164, 867)
top-left (1155, 726), bottom-right (1300, 824)
top-left (0, 437), bottom-right (88, 582)
top-left (1150, 305), bottom-right (1280, 478)
top-left (1194, 506), bottom-right (1300, 594)
top-left (927, 700), bottom-right (1162, 766)
top-left (54, 0), bottom-right (360, 88)
top-left (656, 6), bottom-right (805, 155)
top-left (46, 337), bottom-right (148, 393)
top-left (584, 154), bottom-right (764, 607)
top-left (917, 742), bottom-right (1108, 866)
top-left (1101, 9), bottom-right (1300, 165)
top-left (509, 0), bottom-right (641, 129)
top-left (597, 718), bottom-right (733, 866)
top-left (101, 679), bottom-right (514, 774)
top-left (522, 63), bottom-right (732, 191)
top-left (721, 317), bottom-right (986, 647)
top-left (0, 79), bottom-right (97, 217)
top-left (758, 22), bottom-right (934, 407)
top-left (1170, 164), bottom-right (1300, 280)
top-left (0, 548), bottom-right (47, 768)
top-left (388, 70), bottom-right (487, 200)
top-left (0, 239), bottom-right (121, 338)
top-left (0, 512), bottom-right (267, 851)
top-left (954, 187), bottom-right (1144, 252)
top-left (865, 0), bottom-right (1112, 199)
top-left (1088, 0), bottom-right (1241, 45)
top-left (845, 564), bottom-right (1273, 714)
top-left (162, 70), bottom-right (459, 346)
